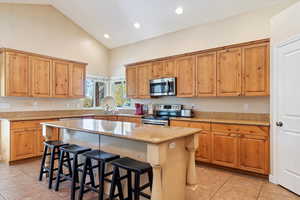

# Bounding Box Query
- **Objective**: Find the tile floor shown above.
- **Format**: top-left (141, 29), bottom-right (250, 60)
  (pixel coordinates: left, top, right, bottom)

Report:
top-left (0, 159), bottom-right (299, 200)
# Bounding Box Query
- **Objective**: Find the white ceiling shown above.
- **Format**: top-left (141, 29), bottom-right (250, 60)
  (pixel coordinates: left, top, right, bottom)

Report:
top-left (1, 0), bottom-right (285, 48)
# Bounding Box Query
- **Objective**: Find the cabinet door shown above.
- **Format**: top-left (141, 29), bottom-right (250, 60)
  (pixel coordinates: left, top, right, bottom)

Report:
top-left (243, 43), bottom-right (269, 96)
top-left (30, 56), bottom-right (52, 97)
top-left (196, 52), bottom-right (217, 96)
top-left (217, 48), bottom-right (242, 96)
top-left (69, 63), bottom-right (86, 98)
top-left (137, 64), bottom-right (151, 98)
top-left (11, 128), bottom-right (37, 161)
top-left (196, 131), bottom-right (212, 163)
top-left (52, 60), bottom-right (71, 97)
top-left (126, 66), bottom-right (137, 98)
top-left (163, 59), bottom-right (176, 78)
top-left (5, 52), bottom-right (30, 96)
top-left (212, 132), bottom-right (238, 168)
top-left (239, 134), bottom-right (269, 174)
top-left (152, 61), bottom-right (164, 79)
top-left (176, 56), bottom-right (196, 97)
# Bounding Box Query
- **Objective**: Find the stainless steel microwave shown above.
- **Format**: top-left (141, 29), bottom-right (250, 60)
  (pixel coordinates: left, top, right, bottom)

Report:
top-left (150, 77), bottom-right (176, 97)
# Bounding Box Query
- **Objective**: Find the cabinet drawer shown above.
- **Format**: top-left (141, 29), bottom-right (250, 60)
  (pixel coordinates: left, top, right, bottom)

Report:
top-left (170, 120), bottom-right (210, 131)
top-left (211, 123), bottom-right (269, 136)
top-left (11, 121), bottom-right (38, 130)
top-left (118, 116), bottom-right (141, 123)
top-left (95, 116), bottom-right (118, 121)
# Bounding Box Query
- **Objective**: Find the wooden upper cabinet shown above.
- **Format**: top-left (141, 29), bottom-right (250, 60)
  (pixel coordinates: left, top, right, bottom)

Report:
top-left (196, 52), bottom-right (217, 96)
top-left (217, 48), bottom-right (242, 96)
top-left (151, 59), bottom-right (176, 79)
top-left (52, 60), bottom-right (71, 98)
top-left (176, 56), bottom-right (196, 97)
top-left (137, 63), bottom-right (151, 98)
top-left (151, 61), bottom-right (164, 79)
top-left (69, 63), bottom-right (86, 98)
top-left (126, 66), bottom-right (138, 98)
top-left (30, 57), bottom-right (52, 97)
top-left (242, 43), bottom-right (269, 96)
top-left (5, 52), bottom-right (30, 97)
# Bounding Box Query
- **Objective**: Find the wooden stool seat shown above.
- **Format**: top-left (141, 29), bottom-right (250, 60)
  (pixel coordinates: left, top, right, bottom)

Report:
top-left (82, 150), bottom-right (120, 162)
top-left (59, 144), bottom-right (91, 154)
top-left (111, 157), bottom-right (152, 173)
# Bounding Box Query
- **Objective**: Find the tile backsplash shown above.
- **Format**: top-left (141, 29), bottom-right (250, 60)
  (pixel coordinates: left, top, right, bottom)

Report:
top-left (0, 97), bottom-right (84, 112)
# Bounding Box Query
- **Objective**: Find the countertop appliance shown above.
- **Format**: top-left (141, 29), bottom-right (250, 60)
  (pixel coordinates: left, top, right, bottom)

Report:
top-left (181, 109), bottom-right (193, 118)
top-left (150, 77), bottom-right (176, 97)
top-left (142, 104), bottom-right (182, 126)
top-left (135, 103), bottom-right (144, 115)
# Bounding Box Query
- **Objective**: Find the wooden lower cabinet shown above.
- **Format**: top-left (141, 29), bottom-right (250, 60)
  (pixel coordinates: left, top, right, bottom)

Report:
top-left (94, 116), bottom-right (118, 121)
top-left (11, 128), bottom-right (37, 161)
top-left (211, 132), bottom-right (238, 168)
top-left (36, 127), bottom-right (59, 156)
top-left (117, 116), bottom-right (141, 124)
top-left (170, 120), bottom-right (269, 175)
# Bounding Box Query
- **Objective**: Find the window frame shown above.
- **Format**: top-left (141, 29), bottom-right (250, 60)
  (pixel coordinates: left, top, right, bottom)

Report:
top-left (85, 75), bottom-right (110, 108)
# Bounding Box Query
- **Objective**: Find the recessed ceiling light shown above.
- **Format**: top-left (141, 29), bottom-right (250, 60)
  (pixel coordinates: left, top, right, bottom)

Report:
top-left (175, 7), bottom-right (183, 15)
top-left (104, 34), bottom-right (110, 39)
top-left (134, 22), bottom-right (141, 29)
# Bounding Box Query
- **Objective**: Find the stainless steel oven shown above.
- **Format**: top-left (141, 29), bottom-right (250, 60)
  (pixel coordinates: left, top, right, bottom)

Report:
top-left (150, 77), bottom-right (176, 97)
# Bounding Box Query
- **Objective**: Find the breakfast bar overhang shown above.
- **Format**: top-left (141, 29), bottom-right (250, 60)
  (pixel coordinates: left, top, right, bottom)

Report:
top-left (41, 119), bottom-right (201, 200)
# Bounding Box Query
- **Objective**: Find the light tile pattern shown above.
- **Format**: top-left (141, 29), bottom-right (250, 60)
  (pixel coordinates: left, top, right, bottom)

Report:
top-left (0, 159), bottom-right (299, 200)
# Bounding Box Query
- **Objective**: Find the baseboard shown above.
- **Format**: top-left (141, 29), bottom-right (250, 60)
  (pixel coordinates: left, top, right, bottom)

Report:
top-left (269, 174), bottom-right (278, 184)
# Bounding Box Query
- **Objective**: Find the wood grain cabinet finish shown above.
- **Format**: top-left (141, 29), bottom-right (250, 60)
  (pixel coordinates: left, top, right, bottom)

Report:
top-left (69, 63), bottom-right (86, 98)
top-left (242, 43), bottom-right (269, 96)
top-left (176, 56), bottom-right (196, 97)
top-left (151, 59), bottom-right (176, 79)
top-left (211, 132), bottom-right (239, 168)
top-left (117, 116), bottom-right (142, 123)
top-left (0, 49), bottom-right (86, 98)
top-left (5, 52), bottom-right (30, 97)
top-left (137, 63), bottom-right (151, 98)
top-left (170, 120), bottom-right (269, 175)
top-left (30, 56), bottom-right (52, 97)
top-left (126, 66), bottom-right (138, 98)
top-left (196, 52), bottom-right (217, 96)
top-left (11, 128), bottom-right (37, 161)
top-left (52, 60), bottom-right (71, 98)
top-left (217, 48), bottom-right (242, 96)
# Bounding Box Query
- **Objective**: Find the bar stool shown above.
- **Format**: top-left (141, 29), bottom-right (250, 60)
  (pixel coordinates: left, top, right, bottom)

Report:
top-left (78, 150), bottom-right (120, 200)
top-left (38, 140), bottom-right (69, 189)
top-left (55, 144), bottom-right (91, 200)
top-left (109, 157), bottom-right (153, 200)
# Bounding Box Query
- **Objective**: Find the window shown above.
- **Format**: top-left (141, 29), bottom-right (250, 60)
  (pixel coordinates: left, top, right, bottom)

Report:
top-left (111, 80), bottom-right (131, 107)
top-left (84, 76), bottom-right (109, 108)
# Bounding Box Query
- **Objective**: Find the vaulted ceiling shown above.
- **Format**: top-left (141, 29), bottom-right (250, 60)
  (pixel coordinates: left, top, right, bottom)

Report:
top-left (0, 0), bottom-right (285, 48)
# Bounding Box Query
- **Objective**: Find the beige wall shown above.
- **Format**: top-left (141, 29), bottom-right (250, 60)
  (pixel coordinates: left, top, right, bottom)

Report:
top-left (0, 3), bottom-right (109, 76)
top-left (0, 3), bottom-right (109, 112)
top-left (108, 0), bottom-right (298, 114)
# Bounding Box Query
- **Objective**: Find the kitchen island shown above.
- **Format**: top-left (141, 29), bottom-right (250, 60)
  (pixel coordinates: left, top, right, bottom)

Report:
top-left (41, 119), bottom-right (201, 200)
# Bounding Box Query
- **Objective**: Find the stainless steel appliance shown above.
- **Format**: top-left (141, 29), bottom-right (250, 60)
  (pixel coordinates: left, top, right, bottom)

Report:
top-left (142, 104), bottom-right (182, 126)
top-left (181, 109), bottom-right (193, 117)
top-left (150, 78), bottom-right (176, 97)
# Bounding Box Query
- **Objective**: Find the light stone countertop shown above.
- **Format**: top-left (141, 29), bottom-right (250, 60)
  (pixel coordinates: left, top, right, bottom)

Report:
top-left (41, 119), bottom-right (201, 144)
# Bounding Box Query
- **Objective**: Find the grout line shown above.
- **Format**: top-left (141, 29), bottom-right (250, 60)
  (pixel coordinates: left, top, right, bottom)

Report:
top-left (256, 182), bottom-right (265, 200)
top-left (209, 174), bottom-right (233, 200)
top-left (0, 193), bottom-right (7, 200)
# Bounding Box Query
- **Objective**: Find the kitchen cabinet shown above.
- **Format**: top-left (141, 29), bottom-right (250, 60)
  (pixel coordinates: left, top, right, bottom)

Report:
top-left (170, 120), bottom-right (211, 163)
top-left (52, 60), bottom-right (71, 98)
top-left (10, 128), bottom-right (37, 161)
top-left (239, 134), bottom-right (269, 174)
top-left (117, 116), bottom-right (141, 123)
top-left (137, 63), bottom-right (151, 98)
top-left (5, 52), bottom-right (30, 97)
top-left (30, 56), bottom-right (52, 97)
top-left (176, 56), bottom-right (196, 97)
top-left (211, 132), bottom-right (239, 168)
top-left (0, 48), bottom-right (86, 98)
top-left (94, 116), bottom-right (118, 121)
top-left (217, 48), bottom-right (242, 96)
top-left (69, 63), bottom-right (86, 98)
top-left (170, 120), bottom-right (269, 175)
top-left (126, 66), bottom-right (138, 98)
top-left (242, 43), bottom-right (269, 96)
top-left (196, 52), bottom-right (217, 97)
top-left (151, 59), bottom-right (176, 79)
